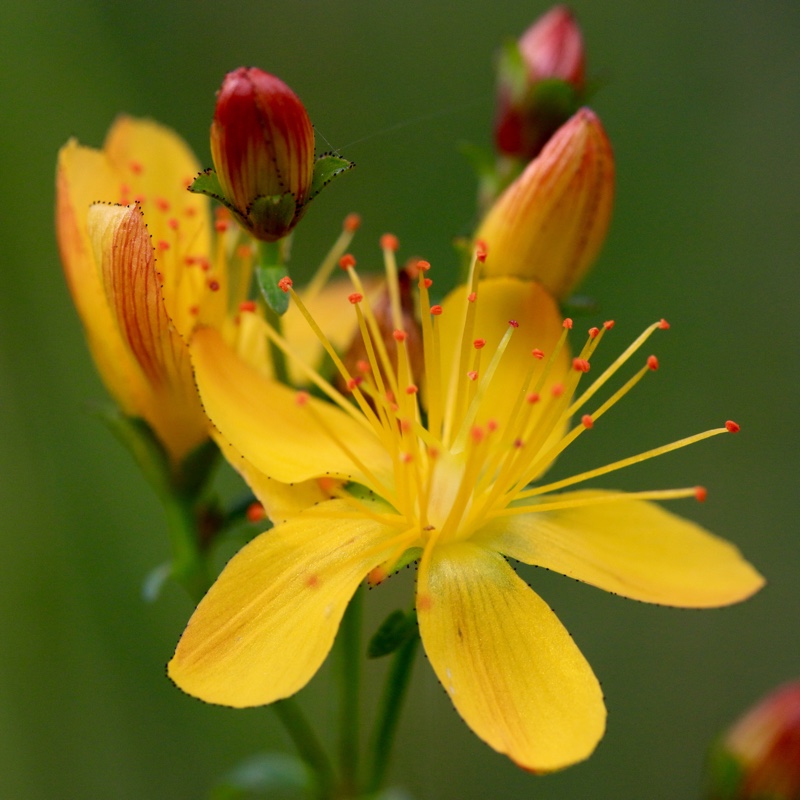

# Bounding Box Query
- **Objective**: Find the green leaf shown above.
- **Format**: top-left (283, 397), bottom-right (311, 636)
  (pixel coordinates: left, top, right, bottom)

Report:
top-left (209, 752), bottom-right (311, 800)
top-left (309, 154), bottom-right (355, 200)
top-left (257, 265), bottom-right (290, 316)
top-left (368, 609), bottom-right (418, 659)
top-left (703, 743), bottom-right (745, 800)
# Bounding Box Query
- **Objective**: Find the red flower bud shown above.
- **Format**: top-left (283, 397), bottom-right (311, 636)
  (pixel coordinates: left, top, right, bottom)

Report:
top-left (495, 6), bottom-right (586, 161)
top-left (210, 67), bottom-right (315, 241)
top-left (707, 681), bottom-right (800, 800)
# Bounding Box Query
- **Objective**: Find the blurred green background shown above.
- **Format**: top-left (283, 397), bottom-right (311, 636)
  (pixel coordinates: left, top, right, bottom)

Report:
top-left (1, 1), bottom-right (798, 798)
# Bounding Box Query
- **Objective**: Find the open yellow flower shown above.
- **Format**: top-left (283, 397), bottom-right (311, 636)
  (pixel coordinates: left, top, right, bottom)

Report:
top-left (169, 249), bottom-right (763, 772)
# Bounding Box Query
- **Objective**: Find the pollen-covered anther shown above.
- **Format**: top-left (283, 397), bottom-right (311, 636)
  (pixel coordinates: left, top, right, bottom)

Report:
top-left (532, 348), bottom-right (544, 359)
top-left (344, 213), bottom-right (361, 232)
top-left (551, 383), bottom-right (564, 398)
top-left (725, 420), bottom-right (741, 433)
top-left (208, 279), bottom-right (220, 292)
top-left (695, 486), bottom-right (708, 503)
top-left (416, 259), bottom-right (431, 272)
top-left (430, 305), bottom-right (443, 316)
top-left (295, 391), bottom-right (310, 407)
top-left (405, 384), bottom-right (419, 395)
top-left (581, 414), bottom-right (594, 429)
top-left (604, 320), bottom-right (615, 330)
top-left (467, 292), bottom-right (477, 303)
top-left (393, 329), bottom-right (407, 342)
top-left (236, 244), bottom-right (253, 258)
top-left (346, 377), bottom-right (363, 391)
top-left (563, 318), bottom-right (574, 329)
top-left (471, 426), bottom-right (485, 443)
top-left (467, 370), bottom-right (478, 381)
top-left (356, 360), bottom-right (371, 374)
top-left (399, 419), bottom-right (412, 433)
top-left (509, 320), bottom-right (519, 328)
top-left (339, 254), bottom-right (356, 270)
top-left (157, 240), bottom-right (170, 251)
top-left (380, 233), bottom-right (399, 252)
top-left (348, 292), bottom-right (363, 304)
top-left (572, 357), bottom-right (591, 372)
top-left (400, 452), bottom-right (413, 464)
top-left (588, 326), bottom-right (600, 339)
top-left (277, 276), bottom-right (293, 293)
top-left (473, 338), bottom-right (486, 350)
top-left (514, 437), bottom-right (524, 448)
top-left (647, 355), bottom-right (659, 371)
top-left (129, 160), bottom-right (143, 175)
top-left (658, 318), bottom-right (670, 330)
top-left (246, 502), bottom-right (266, 523)
top-left (215, 219), bottom-right (229, 233)
top-left (189, 305), bottom-right (199, 316)
top-left (487, 419), bottom-right (499, 433)
top-left (422, 277), bottom-right (433, 289)
top-left (526, 392), bottom-right (540, 404)
top-left (239, 300), bottom-right (257, 313)
top-left (168, 218), bottom-right (179, 230)
top-left (475, 239), bottom-right (488, 262)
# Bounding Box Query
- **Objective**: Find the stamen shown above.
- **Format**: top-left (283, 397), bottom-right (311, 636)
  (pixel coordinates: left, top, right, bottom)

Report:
top-left (299, 214), bottom-right (361, 302)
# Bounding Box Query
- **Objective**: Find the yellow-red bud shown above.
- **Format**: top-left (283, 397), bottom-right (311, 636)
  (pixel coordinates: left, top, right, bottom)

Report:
top-left (476, 108), bottom-right (614, 298)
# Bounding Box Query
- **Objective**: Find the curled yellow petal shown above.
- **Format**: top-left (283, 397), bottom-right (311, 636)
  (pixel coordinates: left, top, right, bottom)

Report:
top-left (169, 500), bottom-right (398, 707)
top-left (417, 542), bottom-right (605, 772)
top-left (480, 491), bottom-right (765, 607)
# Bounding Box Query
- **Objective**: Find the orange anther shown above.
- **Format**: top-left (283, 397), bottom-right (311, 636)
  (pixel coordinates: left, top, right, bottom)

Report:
top-left (514, 438), bottom-right (524, 449)
top-left (725, 420), bottom-right (741, 433)
top-left (346, 377), bottom-right (362, 391)
top-left (339, 253), bottom-right (356, 269)
top-left (694, 486), bottom-right (708, 503)
top-left (348, 292), bottom-right (363, 304)
top-left (416, 259), bottom-right (431, 271)
top-left (399, 419), bottom-right (412, 432)
top-left (581, 414), bottom-right (594, 429)
top-left (295, 391), bottom-right (310, 406)
top-left (356, 360), bottom-right (371, 374)
top-left (215, 219), bottom-right (229, 233)
top-left (239, 300), bottom-right (257, 313)
top-left (380, 233), bottom-right (399, 251)
top-left (563, 318), bottom-right (573, 329)
top-left (278, 276), bottom-right (293, 293)
top-left (236, 244), bottom-right (253, 258)
top-left (189, 305), bottom-right (200, 316)
top-left (551, 383), bottom-right (564, 397)
top-left (422, 277), bottom-right (433, 288)
top-left (208, 279), bottom-right (220, 292)
top-left (167, 217), bottom-right (179, 230)
top-left (588, 326), bottom-right (600, 338)
top-left (473, 338), bottom-right (486, 350)
top-left (467, 370), bottom-right (478, 381)
top-left (647, 355), bottom-right (659, 371)
top-left (129, 160), bottom-right (143, 175)
top-left (343, 213), bottom-right (361, 232)
top-left (401, 452), bottom-right (413, 463)
top-left (658, 318), bottom-right (670, 330)
top-left (572, 358), bottom-right (591, 373)
top-left (246, 502), bottom-right (266, 523)
top-left (487, 419), bottom-right (498, 432)
top-left (508, 320), bottom-right (519, 328)
top-left (531, 348), bottom-right (544, 359)
top-left (471, 426), bottom-right (485, 443)
top-left (430, 305), bottom-right (443, 316)
top-left (475, 239), bottom-right (488, 262)
top-left (526, 392), bottom-right (540, 404)
top-left (604, 320), bottom-right (615, 330)
top-left (406, 384), bottom-right (419, 395)
top-left (393, 329), bottom-right (407, 341)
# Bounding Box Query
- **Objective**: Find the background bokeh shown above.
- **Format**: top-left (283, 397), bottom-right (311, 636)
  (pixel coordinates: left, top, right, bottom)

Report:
top-left (1, 1), bottom-right (798, 798)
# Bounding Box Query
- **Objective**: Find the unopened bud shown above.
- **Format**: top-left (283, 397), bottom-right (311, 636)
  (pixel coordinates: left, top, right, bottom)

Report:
top-left (706, 680), bottom-right (800, 800)
top-left (476, 108), bottom-right (614, 298)
top-left (495, 6), bottom-right (586, 161)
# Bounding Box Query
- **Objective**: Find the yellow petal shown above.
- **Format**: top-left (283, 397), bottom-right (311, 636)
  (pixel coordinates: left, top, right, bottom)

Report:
top-left (169, 499), bottom-right (398, 707)
top-left (191, 326), bottom-right (393, 486)
top-left (439, 277), bottom-right (570, 432)
top-left (216, 436), bottom-right (328, 524)
top-left (417, 542), bottom-right (605, 772)
top-left (476, 109), bottom-right (614, 298)
top-left (480, 490), bottom-right (765, 607)
top-left (87, 203), bottom-right (208, 462)
top-left (56, 140), bottom-right (151, 418)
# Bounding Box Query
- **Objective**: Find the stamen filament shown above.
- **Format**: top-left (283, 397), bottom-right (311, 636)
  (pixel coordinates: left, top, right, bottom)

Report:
top-left (303, 222), bottom-right (358, 302)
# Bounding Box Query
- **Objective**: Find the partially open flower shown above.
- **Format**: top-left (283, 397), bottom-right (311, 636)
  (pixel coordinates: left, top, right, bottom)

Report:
top-left (707, 681), bottom-right (800, 800)
top-left (477, 108), bottom-right (614, 299)
top-left (495, 6), bottom-right (586, 161)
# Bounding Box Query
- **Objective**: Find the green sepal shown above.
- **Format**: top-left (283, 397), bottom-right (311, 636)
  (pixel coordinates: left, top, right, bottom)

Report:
top-left (703, 742), bottom-right (746, 800)
top-left (249, 192), bottom-right (298, 241)
top-left (257, 265), bottom-right (291, 316)
top-left (188, 169), bottom-right (237, 213)
top-left (496, 38), bottom-right (528, 103)
top-left (368, 609), bottom-right (418, 659)
top-left (526, 78), bottom-right (582, 126)
top-left (209, 752), bottom-right (311, 800)
top-left (309, 153), bottom-right (355, 201)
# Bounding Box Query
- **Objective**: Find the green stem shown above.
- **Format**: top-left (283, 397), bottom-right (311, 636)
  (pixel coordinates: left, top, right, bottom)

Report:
top-left (161, 490), bottom-right (211, 605)
top-left (337, 587), bottom-right (363, 796)
top-left (366, 615), bottom-right (419, 795)
top-left (273, 697), bottom-right (337, 800)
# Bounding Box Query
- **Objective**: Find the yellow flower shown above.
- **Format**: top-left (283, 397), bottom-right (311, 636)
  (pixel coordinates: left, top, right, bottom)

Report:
top-left (56, 116), bottom-right (360, 466)
top-left (477, 108), bottom-right (614, 299)
top-left (169, 249), bottom-right (763, 772)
